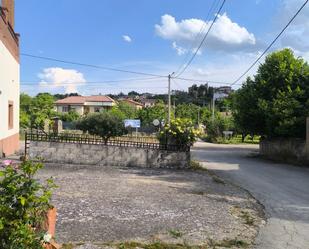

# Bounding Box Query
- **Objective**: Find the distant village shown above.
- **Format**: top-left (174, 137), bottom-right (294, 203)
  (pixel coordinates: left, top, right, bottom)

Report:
top-left (54, 85), bottom-right (233, 115)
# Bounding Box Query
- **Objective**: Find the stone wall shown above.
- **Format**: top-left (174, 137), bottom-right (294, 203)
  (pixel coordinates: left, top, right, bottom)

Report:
top-left (260, 139), bottom-right (309, 165)
top-left (29, 141), bottom-right (190, 168)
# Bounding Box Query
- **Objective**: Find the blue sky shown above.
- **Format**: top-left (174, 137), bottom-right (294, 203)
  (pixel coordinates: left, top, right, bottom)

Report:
top-left (16, 0), bottom-right (309, 95)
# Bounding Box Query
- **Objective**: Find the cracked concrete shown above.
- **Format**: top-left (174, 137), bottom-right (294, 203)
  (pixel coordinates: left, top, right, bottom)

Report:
top-left (192, 142), bottom-right (309, 249)
top-left (36, 163), bottom-right (264, 247)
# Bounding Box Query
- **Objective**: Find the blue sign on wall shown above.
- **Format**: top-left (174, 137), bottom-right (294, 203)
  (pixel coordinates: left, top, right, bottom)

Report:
top-left (124, 119), bottom-right (141, 128)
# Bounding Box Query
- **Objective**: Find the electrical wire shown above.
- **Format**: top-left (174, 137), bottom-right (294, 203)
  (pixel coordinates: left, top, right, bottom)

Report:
top-left (21, 53), bottom-right (168, 78)
top-left (174, 0), bottom-right (220, 76)
top-left (230, 0), bottom-right (309, 86)
top-left (20, 76), bottom-right (163, 86)
top-left (174, 0), bottom-right (227, 78)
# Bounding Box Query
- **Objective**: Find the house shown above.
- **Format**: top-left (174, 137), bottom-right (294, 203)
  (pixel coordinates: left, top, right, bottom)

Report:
top-left (141, 98), bottom-right (156, 108)
top-left (0, 0), bottom-right (20, 157)
top-left (120, 99), bottom-right (144, 110)
top-left (216, 86), bottom-right (233, 95)
top-left (55, 95), bottom-right (116, 115)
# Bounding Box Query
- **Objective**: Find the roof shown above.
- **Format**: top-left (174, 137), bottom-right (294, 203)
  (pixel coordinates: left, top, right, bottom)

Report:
top-left (141, 99), bottom-right (156, 104)
top-left (55, 95), bottom-right (115, 105)
top-left (121, 99), bottom-right (144, 106)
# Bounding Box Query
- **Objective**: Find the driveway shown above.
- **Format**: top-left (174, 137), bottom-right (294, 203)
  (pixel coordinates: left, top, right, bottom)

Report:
top-left (192, 142), bottom-right (309, 249)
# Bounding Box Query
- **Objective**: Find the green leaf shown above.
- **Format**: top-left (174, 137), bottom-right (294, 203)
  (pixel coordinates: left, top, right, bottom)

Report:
top-left (19, 196), bottom-right (26, 206)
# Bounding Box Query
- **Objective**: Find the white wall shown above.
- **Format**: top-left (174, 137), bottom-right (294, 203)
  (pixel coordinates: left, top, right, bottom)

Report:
top-left (0, 40), bottom-right (19, 140)
top-left (56, 105), bottom-right (84, 115)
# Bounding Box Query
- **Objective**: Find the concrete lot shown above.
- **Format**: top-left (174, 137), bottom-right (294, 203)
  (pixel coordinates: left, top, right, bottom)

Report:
top-left (37, 164), bottom-right (264, 248)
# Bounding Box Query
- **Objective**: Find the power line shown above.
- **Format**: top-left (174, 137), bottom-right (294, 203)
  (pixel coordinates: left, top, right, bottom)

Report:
top-left (174, 0), bottom-right (220, 76)
top-left (21, 53), bottom-right (168, 78)
top-left (20, 76), bottom-right (162, 86)
top-left (175, 76), bottom-right (238, 85)
top-left (175, 0), bottom-right (227, 78)
top-left (231, 0), bottom-right (309, 86)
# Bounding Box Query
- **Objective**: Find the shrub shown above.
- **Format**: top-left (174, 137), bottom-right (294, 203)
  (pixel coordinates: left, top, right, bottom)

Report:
top-left (0, 160), bottom-right (56, 249)
top-left (158, 118), bottom-right (200, 146)
top-left (76, 112), bottom-right (127, 144)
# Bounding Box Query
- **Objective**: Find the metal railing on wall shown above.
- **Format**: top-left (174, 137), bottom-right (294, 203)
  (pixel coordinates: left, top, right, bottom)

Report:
top-left (25, 132), bottom-right (190, 156)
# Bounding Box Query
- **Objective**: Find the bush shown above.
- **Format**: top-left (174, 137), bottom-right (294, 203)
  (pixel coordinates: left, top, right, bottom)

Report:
top-left (0, 160), bottom-right (56, 249)
top-left (76, 112), bottom-right (127, 143)
top-left (158, 118), bottom-right (200, 146)
top-left (205, 115), bottom-right (234, 142)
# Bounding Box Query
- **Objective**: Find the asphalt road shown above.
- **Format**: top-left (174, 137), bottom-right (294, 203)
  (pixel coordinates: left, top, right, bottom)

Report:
top-left (192, 142), bottom-right (309, 249)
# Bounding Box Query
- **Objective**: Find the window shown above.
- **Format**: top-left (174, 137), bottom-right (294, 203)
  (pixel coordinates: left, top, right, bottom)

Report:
top-left (62, 106), bottom-right (69, 112)
top-left (94, 107), bottom-right (101, 112)
top-left (8, 101), bottom-right (13, 129)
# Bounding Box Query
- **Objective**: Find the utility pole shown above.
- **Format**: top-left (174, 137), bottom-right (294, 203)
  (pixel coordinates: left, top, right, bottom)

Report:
top-left (212, 93), bottom-right (215, 122)
top-left (168, 73), bottom-right (175, 126)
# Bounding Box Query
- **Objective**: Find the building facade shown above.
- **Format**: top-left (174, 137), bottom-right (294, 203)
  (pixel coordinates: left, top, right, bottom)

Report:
top-left (0, 0), bottom-right (20, 157)
top-left (55, 96), bottom-right (116, 115)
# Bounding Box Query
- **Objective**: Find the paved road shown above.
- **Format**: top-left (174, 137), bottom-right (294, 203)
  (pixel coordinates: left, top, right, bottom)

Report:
top-left (192, 142), bottom-right (309, 249)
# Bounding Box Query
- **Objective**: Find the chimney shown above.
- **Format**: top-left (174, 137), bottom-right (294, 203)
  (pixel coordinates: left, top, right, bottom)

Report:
top-left (2, 0), bottom-right (14, 28)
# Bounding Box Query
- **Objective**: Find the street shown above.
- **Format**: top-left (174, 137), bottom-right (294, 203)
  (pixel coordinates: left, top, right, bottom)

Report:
top-left (192, 142), bottom-right (309, 249)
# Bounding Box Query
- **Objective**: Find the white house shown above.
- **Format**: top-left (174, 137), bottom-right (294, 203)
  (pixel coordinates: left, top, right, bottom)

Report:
top-left (0, 0), bottom-right (20, 157)
top-left (55, 95), bottom-right (116, 115)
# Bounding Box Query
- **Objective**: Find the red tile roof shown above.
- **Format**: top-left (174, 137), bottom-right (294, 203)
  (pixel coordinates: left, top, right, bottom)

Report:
top-left (55, 96), bottom-right (115, 105)
top-left (121, 99), bottom-right (143, 106)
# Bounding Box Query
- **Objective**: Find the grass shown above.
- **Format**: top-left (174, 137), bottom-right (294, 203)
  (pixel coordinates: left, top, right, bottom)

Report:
top-left (63, 238), bottom-right (250, 249)
top-left (62, 244), bottom-right (75, 249)
top-left (169, 229), bottom-right (183, 238)
top-left (189, 160), bottom-right (225, 185)
top-left (209, 239), bottom-right (249, 248)
top-left (109, 239), bottom-right (250, 249)
top-left (216, 135), bottom-right (260, 145)
top-left (189, 160), bottom-right (206, 171)
top-left (231, 206), bottom-right (256, 226)
top-left (202, 135), bottom-right (260, 145)
top-left (110, 241), bottom-right (204, 249)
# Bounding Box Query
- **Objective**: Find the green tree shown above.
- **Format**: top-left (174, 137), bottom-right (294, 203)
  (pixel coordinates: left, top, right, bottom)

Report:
top-left (57, 111), bottom-right (80, 122)
top-left (116, 102), bottom-right (137, 119)
top-left (76, 112), bottom-right (127, 144)
top-left (232, 48), bottom-right (309, 139)
top-left (20, 93), bottom-right (33, 128)
top-left (137, 101), bottom-right (167, 126)
top-left (30, 93), bottom-right (55, 129)
top-left (175, 104), bottom-right (200, 124)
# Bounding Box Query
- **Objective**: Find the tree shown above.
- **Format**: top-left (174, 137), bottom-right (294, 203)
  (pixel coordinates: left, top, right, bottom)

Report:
top-left (137, 101), bottom-right (167, 126)
top-left (30, 93), bottom-right (55, 129)
top-left (116, 102), bottom-right (137, 119)
top-left (20, 93), bottom-right (33, 128)
top-left (76, 112), bottom-right (127, 144)
top-left (232, 48), bottom-right (309, 139)
top-left (57, 111), bottom-right (80, 122)
top-left (175, 104), bottom-right (200, 124)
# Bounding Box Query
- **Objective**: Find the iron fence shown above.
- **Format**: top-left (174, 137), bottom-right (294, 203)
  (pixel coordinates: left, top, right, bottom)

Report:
top-left (25, 132), bottom-right (190, 155)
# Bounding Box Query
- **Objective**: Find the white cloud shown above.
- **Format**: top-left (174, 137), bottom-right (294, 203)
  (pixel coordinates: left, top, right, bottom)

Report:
top-left (122, 35), bottom-right (132, 43)
top-left (172, 42), bottom-right (187, 55)
top-left (38, 67), bottom-right (86, 93)
top-left (155, 13), bottom-right (256, 55)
